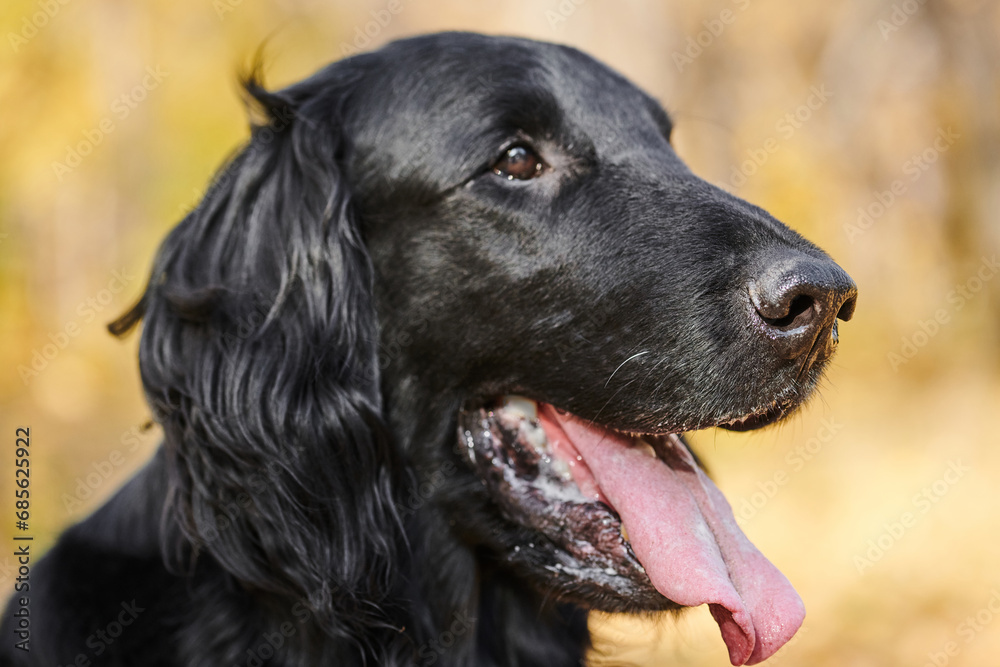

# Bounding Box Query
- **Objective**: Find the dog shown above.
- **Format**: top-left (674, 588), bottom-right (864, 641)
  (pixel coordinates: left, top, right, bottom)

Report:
top-left (1, 32), bottom-right (856, 666)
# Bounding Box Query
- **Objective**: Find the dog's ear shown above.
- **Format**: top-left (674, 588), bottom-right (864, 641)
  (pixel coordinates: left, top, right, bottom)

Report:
top-left (111, 67), bottom-right (403, 635)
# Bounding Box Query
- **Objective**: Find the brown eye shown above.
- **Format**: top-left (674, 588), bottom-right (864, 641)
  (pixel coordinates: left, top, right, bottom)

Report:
top-left (492, 144), bottom-right (543, 180)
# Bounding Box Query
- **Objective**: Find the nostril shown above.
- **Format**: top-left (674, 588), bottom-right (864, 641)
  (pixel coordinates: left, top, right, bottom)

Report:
top-left (759, 293), bottom-right (816, 330)
top-left (749, 279), bottom-right (818, 332)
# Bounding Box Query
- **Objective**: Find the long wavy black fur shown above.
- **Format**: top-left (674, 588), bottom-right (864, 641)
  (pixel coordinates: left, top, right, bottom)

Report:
top-left (112, 67), bottom-right (412, 657)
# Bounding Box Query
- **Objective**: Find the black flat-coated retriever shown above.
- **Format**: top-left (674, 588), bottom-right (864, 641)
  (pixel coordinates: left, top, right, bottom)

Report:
top-left (2, 32), bottom-right (856, 667)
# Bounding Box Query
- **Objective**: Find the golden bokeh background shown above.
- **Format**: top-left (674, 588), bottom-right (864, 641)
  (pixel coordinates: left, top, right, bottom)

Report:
top-left (2, 1), bottom-right (999, 665)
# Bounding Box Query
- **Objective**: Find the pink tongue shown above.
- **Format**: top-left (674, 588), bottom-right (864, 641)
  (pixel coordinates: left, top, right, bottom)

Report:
top-left (539, 406), bottom-right (805, 666)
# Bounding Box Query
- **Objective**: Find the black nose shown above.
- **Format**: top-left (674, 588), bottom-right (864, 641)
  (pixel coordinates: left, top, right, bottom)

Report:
top-left (749, 256), bottom-right (857, 362)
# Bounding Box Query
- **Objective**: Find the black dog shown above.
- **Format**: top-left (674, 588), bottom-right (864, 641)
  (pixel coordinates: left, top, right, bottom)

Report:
top-left (2, 32), bottom-right (856, 666)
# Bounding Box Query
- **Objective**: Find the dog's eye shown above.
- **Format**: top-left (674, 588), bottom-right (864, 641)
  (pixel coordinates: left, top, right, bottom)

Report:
top-left (492, 144), bottom-right (544, 181)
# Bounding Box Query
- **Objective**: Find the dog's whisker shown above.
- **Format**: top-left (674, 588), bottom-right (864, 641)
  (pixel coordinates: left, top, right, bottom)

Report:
top-left (604, 350), bottom-right (651, 389)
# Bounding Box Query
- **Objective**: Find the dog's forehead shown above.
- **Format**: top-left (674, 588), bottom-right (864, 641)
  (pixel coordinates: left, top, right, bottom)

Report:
top-left (347, 33), bottom-right (672, 183)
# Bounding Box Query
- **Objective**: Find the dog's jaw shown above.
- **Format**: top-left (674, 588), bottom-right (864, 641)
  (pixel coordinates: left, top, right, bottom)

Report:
top-left (458, 403), bottom-right (665, 607)
top-left (458, 396), bottom-right (805, 665)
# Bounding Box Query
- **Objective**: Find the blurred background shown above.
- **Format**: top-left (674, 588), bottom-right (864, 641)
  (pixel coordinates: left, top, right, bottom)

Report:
top-left (1, 0), bottom-right (998, 664)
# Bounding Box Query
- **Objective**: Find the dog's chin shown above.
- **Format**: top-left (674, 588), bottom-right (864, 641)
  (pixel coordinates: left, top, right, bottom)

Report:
top-left (456, 394), bottom-right (808, 665)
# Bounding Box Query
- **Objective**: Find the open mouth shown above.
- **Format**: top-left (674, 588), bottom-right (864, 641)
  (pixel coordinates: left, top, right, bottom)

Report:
top-left (457, 396), bottom-right (805, 666)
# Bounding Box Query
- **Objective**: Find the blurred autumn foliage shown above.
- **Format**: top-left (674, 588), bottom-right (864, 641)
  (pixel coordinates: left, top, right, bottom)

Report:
top-left (1, 1), bottom-right (998, 665)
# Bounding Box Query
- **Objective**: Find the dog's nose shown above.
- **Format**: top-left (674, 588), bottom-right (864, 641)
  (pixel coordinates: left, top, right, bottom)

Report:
top-left (749, 256), bottom-right (857, 362)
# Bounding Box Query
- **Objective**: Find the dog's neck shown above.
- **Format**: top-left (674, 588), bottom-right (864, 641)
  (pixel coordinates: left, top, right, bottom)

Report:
top-left (404, 506), bottom-right (590, 666)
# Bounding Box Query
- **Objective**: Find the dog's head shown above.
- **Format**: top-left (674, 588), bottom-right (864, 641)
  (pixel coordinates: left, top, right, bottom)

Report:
top-left (117, 33), bottom-right (855, 665)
